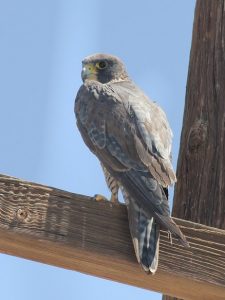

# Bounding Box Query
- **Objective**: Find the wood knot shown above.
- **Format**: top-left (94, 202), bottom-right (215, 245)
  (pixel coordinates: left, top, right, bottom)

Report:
top-left (16, 208), bottom-right (28, 221)
top-left (188, 120), bottom-right (208, 153)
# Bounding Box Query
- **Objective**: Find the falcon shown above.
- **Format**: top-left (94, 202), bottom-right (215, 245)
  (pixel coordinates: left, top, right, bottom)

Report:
top-left (75, 53), bottom-right (189, 274)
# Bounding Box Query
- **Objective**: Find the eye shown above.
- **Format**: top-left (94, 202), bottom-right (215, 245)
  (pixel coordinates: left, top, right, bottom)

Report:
top-left (96, 61), bottom-right (107, 69)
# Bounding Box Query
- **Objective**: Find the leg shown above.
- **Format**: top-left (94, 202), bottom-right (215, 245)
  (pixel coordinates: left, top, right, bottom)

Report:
top-left (101, 163), bottom-right (120, 204)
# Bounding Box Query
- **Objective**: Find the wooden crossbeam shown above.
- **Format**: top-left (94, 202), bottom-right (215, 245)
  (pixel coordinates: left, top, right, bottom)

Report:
top-left (0, 174), bottom-right (225, 300)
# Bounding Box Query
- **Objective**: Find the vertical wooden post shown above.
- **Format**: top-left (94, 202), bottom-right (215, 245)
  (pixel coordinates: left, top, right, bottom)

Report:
top-left (163, 0), bottom-right (225, 299)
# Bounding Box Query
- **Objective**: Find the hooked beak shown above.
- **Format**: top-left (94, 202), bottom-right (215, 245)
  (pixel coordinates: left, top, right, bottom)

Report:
top-left (81, 63), bottom-right (97, 81)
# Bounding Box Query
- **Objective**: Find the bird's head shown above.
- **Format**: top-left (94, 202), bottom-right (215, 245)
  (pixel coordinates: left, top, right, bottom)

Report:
top-left (81, 53), bottom-right (128, 84)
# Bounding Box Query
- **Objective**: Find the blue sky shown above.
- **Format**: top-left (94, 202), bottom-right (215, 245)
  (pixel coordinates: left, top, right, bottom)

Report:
top-left (0, 1), bottom-right (195, 299)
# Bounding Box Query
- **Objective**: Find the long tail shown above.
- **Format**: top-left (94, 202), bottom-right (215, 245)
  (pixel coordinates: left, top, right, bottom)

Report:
top-left (121, 188), bottom-right (160, 274)
top-left (101, 165), bottom-right (189, 273)
top-left (116, 169), bottom-right (189, 248)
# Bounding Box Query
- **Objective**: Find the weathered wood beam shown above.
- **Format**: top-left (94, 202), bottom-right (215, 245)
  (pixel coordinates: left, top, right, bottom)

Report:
top-left (0, 174), bottom-right (225, 299)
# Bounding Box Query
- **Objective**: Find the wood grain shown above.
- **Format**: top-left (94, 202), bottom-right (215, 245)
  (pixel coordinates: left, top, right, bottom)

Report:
top-left (0, 174), bottom-right (225, 300)
top-left (173, 0), bottom-right (225, 227)
top-left (163, 1), bottom-right (225, 299)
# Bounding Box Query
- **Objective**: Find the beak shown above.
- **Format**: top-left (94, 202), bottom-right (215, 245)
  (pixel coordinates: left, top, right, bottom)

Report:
top-left (81, 63), bottom-right (97, 81)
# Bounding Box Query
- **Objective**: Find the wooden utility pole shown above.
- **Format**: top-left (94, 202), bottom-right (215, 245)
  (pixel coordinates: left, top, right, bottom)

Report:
top-left (163, 0), bottom-right (225, 299)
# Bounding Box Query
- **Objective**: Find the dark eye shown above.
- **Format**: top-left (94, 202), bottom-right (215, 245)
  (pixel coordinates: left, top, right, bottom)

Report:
top-left (96, 61), bottom-right (107, 69)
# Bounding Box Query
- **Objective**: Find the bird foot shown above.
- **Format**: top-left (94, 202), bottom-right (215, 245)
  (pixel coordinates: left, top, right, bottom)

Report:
top-left (93, 194), bottom-right (109, 202)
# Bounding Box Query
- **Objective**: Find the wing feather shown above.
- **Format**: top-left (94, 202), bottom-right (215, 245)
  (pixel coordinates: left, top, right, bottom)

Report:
top-left (76, 82), bottom-right (176, 186)
top-left (110, 81), bottom-right (176, 186)
top-left (75, 81), bottom-right (189, 248)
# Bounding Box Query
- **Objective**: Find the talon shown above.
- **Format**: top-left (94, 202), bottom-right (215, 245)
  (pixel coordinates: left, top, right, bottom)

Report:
top-left (93, 194), bottom-right (108, 202)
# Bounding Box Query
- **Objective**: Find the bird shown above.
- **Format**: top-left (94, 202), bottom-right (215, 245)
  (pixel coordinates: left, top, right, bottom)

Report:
top-left (74, 53), bottom-right (189, 274)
